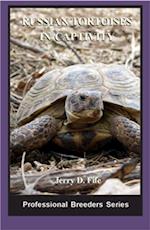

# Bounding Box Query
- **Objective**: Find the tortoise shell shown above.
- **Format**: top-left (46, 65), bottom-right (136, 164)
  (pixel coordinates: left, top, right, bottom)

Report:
top-left (17, 63), bottom-right (140, 125)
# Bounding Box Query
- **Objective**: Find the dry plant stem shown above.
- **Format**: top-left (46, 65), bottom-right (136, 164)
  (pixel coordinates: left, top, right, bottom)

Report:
top-left (125, 32), bottom-right (136, 68)
top-left (10, 37), bottom-right (46, 53)
top-left (21, 152), bottom-right (40, 194)
top-left (55, 32), bottom-right (85, 64)
top-left (125, 179), bottom-right (140, 186)
top-left (10, 36), bottom-right (83, 64)
top-left (22, 76), bottom-right (33, 97)
top-left (10, 159), bottom-right (138, 194)
top-left (21, 152), bottom-right (28, 189)
top-left (10, 37), bottom-right (53, 62)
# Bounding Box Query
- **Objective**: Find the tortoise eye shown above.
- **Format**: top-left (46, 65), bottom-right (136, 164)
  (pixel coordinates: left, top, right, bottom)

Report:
top-left (80, 95), bottom-right (86, 100)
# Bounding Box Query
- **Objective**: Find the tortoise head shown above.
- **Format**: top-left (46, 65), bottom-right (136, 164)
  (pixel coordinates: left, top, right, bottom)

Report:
top-left (65, 90), bottom-right (103, 126)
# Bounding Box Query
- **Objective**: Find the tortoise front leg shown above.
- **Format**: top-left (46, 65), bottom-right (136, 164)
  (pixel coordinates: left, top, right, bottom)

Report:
top-left (109, 116), bottom-right (141, 154)
top-left (10, 115), bottom-right (57, 156)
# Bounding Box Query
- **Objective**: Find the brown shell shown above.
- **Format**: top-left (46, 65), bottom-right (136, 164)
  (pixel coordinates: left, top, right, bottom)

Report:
top-left (17, 64), bottom-right (140, 125)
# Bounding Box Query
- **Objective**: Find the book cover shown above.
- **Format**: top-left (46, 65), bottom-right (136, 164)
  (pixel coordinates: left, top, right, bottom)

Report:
top-left (1, 1), bottom-right (150, 230)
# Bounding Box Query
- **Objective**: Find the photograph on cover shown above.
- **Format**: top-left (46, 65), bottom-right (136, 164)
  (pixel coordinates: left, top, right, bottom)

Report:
top-left (9, 6), bottom-right (141, 215)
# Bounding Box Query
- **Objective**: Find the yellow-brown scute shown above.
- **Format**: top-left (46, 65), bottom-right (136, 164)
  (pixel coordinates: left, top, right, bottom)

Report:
top-left (52, 129), bottom-right (112, 152)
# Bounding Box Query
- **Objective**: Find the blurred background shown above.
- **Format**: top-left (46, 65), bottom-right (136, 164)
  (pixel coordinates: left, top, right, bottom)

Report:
top-left (10, 8), bottom-right (140, 100)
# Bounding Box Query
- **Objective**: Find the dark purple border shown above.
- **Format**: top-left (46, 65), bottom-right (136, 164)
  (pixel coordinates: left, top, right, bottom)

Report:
top-left (1, 1), bottom-right (150, 229)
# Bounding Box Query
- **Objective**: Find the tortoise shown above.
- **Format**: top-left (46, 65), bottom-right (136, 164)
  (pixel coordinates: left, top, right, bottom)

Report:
top-left (10, 63), bottom-right (140, 155)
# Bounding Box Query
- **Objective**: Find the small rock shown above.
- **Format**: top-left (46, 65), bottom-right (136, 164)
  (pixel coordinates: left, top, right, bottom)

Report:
top-left (93, 178), bottom-right (140, 195)
top-left (24, 162), bottom-right (32, 172)
top-left (34, 161), bottom-right (51, 171)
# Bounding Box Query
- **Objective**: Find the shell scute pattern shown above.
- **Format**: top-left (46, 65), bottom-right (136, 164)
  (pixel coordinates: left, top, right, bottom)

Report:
top-left (17, 64), bottom-right (140, 125)
top-left (17, 69), bottom-right (63, 124)
top-left (102, 65), bottom-right (140, 96)
top-left (56, 65), bottom-right (103, 91)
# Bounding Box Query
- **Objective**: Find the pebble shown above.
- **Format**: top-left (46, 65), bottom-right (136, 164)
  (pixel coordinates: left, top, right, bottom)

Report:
top-left (24, 162), bottom-right (32, 172)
